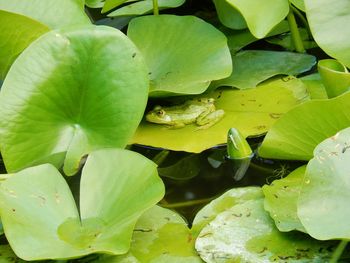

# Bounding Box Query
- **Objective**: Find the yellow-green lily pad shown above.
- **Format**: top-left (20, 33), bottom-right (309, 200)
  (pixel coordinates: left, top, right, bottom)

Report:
top-left (132, 77), bottom-right (309, 152)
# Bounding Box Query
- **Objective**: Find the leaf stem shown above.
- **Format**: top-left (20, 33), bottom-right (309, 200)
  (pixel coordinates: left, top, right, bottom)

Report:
top-left (160, 197), bottom-right (215, 209)
top-left (330, 240), bottom-right (348, 263)
top-left (290, 5), bottom-right (312, 39)
top-left (152, 0), bottom-right (159, 15)
top-left (287, 5), bottom-right (305, 53)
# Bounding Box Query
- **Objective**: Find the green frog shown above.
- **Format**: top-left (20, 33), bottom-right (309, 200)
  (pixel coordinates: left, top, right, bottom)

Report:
top-left (145, 98), bottom-right (225, 129)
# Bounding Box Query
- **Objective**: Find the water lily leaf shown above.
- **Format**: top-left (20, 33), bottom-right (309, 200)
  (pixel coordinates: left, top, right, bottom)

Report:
top-left (211, 50), bottom-right (316, 89)
top-left (195, 197), bottom-right (345, 262)
top-left (225, 0), bottom-right (290, 38)
top-left (300, 73), bottom-right (327, 99)
top-left (102, 0), bottom-right (134, 13)
top-left (305, 0), bottom-right (350, 68)
top-left (290, 0), bottom-right (305, 11)
top-left (87, 205), bottom-right (201, 263)
top-left (318, 59), bottom-right (350, 98)
top-left (108, 0), bottom-right (185, 17)
top-left (258, 92), bottom-right (350, 160)
top-left (127, 15), bottom-right (232, 97)
top-left (298, 128), bottom-right (350, 240)
top-left (213, 0), bottom-right (247, 30)
top-left (85, 0), bottom-right (105, 8)
top-left (0, 26), bottom-right (149, 175)
top-left (0, 0), bottom-right (90, 29)
top-left (0, 10), bottom-right (49, 80)
top-left (262, 165), bottom-right (306, 232)
top-left (133, 77), bottom-right (309, 152)
top-left (0, 149), bottom-right (164, 260)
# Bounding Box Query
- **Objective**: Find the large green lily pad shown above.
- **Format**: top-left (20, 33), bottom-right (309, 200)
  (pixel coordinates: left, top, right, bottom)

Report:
top-left (0, 10), bottom-right (49, 80)
top-left (127, 15), bottom-right (232, 97)
top-left (300, 73), bottom-right (328, 99)
top-left (0, 26), bottom-right (149, 175)
top-left (213, 0), bottom-right (247, 30)
top-left (290, 0), bottom-right (305, 11)
top-left (258, 92), bottom-right (350, 160)
top-left (262, 165), bottom-right (306, 232)
top-left (132, 77), bottom-right (309, 152)
top-left (305, 0), bottom-right (350, 68)
top-left (211, 50), bottom-right (316, 89)
top-left (195, 197), bottom-right (345, 262)
top-left (0, 149), bottom-right (164, 260)
top-left (226, 0), bottom-right (289, 38)
top-left (0, 0), bottom-right (90, 29)
top-left (298, 128), bottom-right (350, 240)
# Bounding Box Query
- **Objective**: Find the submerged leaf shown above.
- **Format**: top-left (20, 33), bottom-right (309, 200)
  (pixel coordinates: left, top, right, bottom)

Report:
top-left (0, 149), bottom-right (164, 260)
top-left (127, 15), bottom-right (232, 97)
top-left (298, 128), bottom-right (350, 240)
top-left (133, 77), bottom-right (308, 152)
top-left (0, 26), bottom-right (149, 175)
top-left (211, 50), bottom-right (316, 89)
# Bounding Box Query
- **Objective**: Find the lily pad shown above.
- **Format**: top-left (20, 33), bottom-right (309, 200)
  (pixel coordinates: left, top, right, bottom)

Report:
top-left (305, 0), bottom-right (350, 68)
top-left (318, 59), bottom-right (350, 98)
top-left (0, 10), bottom-right (49, 80)
top-left (132, 77), bottom-right (309, 152)
top-left (298, 128), bottom-right (350, 240)
top-left (107, 0), bottom-right (185, 17)
top-left (290, 0), bottom-right (305, 11)
top-left (195, 197), bottom-right (345, 262)
top-left (102, 0), bottom-right (133, 13)
top-left (258, 92), bottom-right (350, 160)
top-left (225, 0), bottom-right (290, 38)
top-left (127, 15), bottom-right (232, 97)
top-left (213, 0), bottom-right (247, 30)
top-left (300, 73), bottom-right (328, 99)
top-left (0, 0), bottom-right (90, 29)
top-left (85, 0), bottom-right (105, 8)
top-left (211, 50), bottom-right (316, 89)
top-left (262, 165), bottom-right (306, 232)
top-left (0, 26), bottom-right (149, 175)
top-left (0, 149), bottom-right (164, 260)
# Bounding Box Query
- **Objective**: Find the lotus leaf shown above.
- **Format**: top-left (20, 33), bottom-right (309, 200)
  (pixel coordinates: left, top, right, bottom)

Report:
top-left (305, 0), bottom-right (350, 68)
top-left (298, 128), bottom-right (350, 240)
top-left (108, 0), bottom-right (185, 17)
top-left (0, 0), bottom-right (90, 29)
top-left (211, 50), bottom-right (316, 89)
top-left (225, 0), bottom-right (289, 38)
top-left (0, 26), bottom-right (149, 175)
top-left (258, 92), bottom-right (350, 160)
top-left (0, 10), bottom-right (49, 80)
top-left (0, 149), bottom-right (164, 260)
top-left (262, 165), bottom-right (306, 232)
top-left (195, 197), bottom-right (345, 262)
top-left (132, 77), bottom-right (308, 152)
top-left (213, 0), bottom-right (247, 30)
top-left (318, 59), bottom-right (350, 98)
top-left (127, 15), bottom-right (232, 97)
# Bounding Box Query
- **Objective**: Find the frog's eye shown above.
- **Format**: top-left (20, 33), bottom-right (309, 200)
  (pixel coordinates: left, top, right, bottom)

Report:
top-left (156, 109), bottom-right (165, 116)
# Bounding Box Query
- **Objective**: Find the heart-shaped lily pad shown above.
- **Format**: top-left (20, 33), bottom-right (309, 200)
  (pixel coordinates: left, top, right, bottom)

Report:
top-left (0, 25), bottom-right (149, 175)
top-left (258, 91), bottom-right (350, 160)
top-left (213, 0), bottom-right (247, 30)
top-left (0, 10), bottom-right (49, 80)
top-left (0, 0), bottom-right (90, 29)
top-left (0, 149), bottom-right (165, 260)
top-left (298, 128), bottom-right (350, 240)
top-left (132, 77), bottom-right (308, 152)
top-left (127, 15), bottom-right (232, 97)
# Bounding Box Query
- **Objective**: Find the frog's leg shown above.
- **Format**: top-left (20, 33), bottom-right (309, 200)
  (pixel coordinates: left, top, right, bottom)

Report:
top-left (196, 109), bottom-right (225, 130)
top-left (167, 122), bottom-right (186, 129)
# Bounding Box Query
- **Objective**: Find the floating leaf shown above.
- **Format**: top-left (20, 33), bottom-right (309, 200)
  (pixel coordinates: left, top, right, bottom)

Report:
top-left (85, 0), bottom-right (105, 8)
top-left (0, 149), bottom-right (164, 260)
top-left (102, 0), bottom-right (133, 13)
top-left (290, 0), bottom-right (305, 11)
top-left (211, 50), bottom-right (316, 89)
top-left (298, 128), bottom-right (350, 240)
top-left (127, 15), bottom-right (232, 97)
top-left (258, 92), bottom-right (350, 160)
top-left (108, 0), bottom-right (185, 17)
top-left (0, 0), bottom-right (90, 29)
top-left (318, 59), bottom-right (350, 98)
top-left (225, 0), bottom-right (289, 38)
top-left (213, 0), bottom-right (246, 30)
top-left (0, 10), bottom-right (49, 80)
top-left (196, 197), bottom-right (345, 262)
top-left (263, 165), bottom-right (306, 232)
top-left (300, 73), bottom-right (327, 99)
top-left (0, 26), bottom-right (149, 175)
top-left (305, 0), bottom-right (350, 68)
top-left (133, 77), bottom-right (309, 152)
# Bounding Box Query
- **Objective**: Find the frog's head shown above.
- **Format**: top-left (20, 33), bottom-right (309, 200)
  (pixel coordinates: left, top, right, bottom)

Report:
top-left (145, 106), bottom-right (172, 124)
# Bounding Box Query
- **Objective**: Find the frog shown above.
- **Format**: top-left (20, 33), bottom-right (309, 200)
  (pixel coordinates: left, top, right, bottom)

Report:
top-left (145, 98), bottom-right (225, 129)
